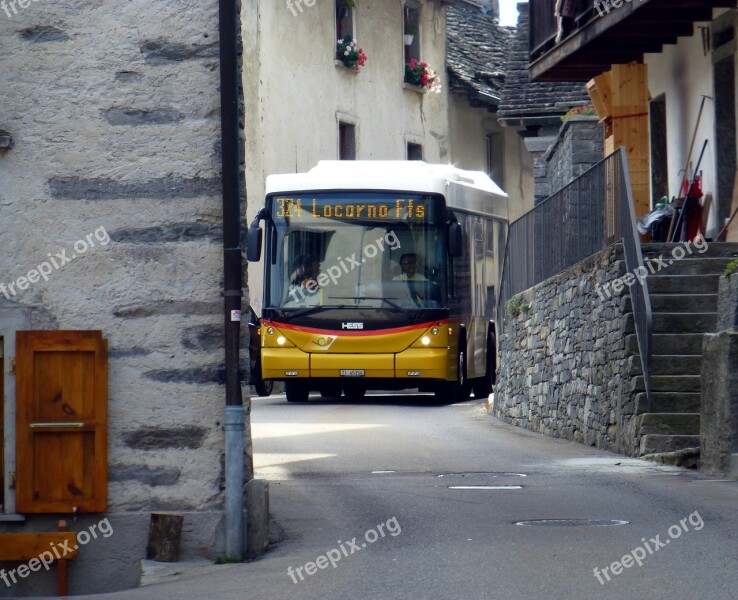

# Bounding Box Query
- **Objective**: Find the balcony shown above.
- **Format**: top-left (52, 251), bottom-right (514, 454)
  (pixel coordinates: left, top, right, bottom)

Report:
top-left (529, 0), bottom-right (736, 82)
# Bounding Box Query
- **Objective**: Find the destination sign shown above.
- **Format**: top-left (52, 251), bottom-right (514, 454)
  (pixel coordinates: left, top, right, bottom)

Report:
top-left (273, 197), bottom-right (430, 221)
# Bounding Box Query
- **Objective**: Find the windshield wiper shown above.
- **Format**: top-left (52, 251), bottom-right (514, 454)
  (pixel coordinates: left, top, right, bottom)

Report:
top-left (284, 305), bottom-right (349, 319)
top-left (330, 296), bottom-right (410, 312)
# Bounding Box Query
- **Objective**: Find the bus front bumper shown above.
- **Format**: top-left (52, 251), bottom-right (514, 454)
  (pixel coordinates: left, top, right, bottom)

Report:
top-left (262, 348), bottom-right (450, 380)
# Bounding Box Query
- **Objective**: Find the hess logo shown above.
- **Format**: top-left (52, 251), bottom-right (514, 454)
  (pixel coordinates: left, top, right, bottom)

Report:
top-left (341, 322), bottom-right (364, 330)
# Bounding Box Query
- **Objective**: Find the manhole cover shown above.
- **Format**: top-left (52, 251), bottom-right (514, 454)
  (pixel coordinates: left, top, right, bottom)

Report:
top-left (438, 472), bottom-right (527, 478)
top-left (515, 519), bottom-right (629, 527)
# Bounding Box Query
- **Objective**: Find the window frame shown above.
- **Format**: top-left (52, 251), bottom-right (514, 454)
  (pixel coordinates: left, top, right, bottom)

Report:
top-left (335, 0), bottom-right (355, 44)
top-left (403, 2), bottom-right (421, 65)
top-left (485, 132), bottom-right (505, 187)
top-left (337, 113), bottom-right (358, 160)
top-left (407, 142), bottom-right (423, 161)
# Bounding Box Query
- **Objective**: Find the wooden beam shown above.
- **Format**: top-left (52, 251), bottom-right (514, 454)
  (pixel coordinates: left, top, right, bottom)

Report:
top-left (587, 72), bottom-right (613, 121)
top-left (610, 62), bottom-right (651, 219)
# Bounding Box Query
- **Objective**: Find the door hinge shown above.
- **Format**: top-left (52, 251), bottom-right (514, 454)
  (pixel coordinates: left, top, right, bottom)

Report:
top-left (8, 471), bottom-right (16, 489)
top-left (9, 357), bottom-right (15, 374)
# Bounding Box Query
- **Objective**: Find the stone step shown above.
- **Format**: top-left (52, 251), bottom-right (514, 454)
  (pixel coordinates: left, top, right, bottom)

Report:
top-left (651, 354), bottom-right (702, 375)
top-left (624, 294), bottom-right (717, 313)
top-left (626, 333), bottom-right (705, 355)
top-left (652, 312), bottom-right (716, 333)
top-left (646, 275), bottom-right (720, 294)
top-left (632, 375), bottom-right (701, 393)
top-left (634, 392), bottom-right (701, 414)
top-left (642, 448), bottom-right (700, 468)
top-left (625, 313), bottom-right (716, 335)
top-left (628, 354), bottom-right (702, 376)
top-left (639, 413), bottom-right (700, 436)
top-left (648, 257), bottom-right (734, 276)
top-left (639, 434), bottom-right (701, 456)
top-left (641, 242), bottom-right (738, 259)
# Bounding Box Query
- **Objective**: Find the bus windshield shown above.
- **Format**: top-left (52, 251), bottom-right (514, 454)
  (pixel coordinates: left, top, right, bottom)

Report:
top-left (266, 192), bottom-right (448, 312)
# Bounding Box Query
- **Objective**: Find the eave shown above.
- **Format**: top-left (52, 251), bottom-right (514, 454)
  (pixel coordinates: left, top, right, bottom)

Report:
top-left (529, 0), bottom-right (736, 82)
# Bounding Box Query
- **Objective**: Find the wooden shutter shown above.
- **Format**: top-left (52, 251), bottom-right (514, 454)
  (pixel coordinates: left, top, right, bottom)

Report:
top-left (16, 331), bottom-right (108, 513)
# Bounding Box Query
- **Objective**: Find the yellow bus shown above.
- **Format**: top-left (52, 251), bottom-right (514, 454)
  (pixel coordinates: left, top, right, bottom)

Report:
top-left (247, 161), bottom-right (508, 403)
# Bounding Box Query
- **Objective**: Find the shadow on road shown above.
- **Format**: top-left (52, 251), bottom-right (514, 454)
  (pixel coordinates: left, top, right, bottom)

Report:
top-left (277, 392), bottom-right (487, 408)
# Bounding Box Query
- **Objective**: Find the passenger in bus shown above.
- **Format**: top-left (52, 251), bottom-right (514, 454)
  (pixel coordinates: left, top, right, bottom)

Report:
top-left (392, 253), bottom-right (427, 281)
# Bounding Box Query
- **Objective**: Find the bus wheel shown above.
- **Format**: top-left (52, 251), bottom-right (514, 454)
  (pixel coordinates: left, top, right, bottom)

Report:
top-left (255, 378), bottom-right (274, 397)
top-left (472, 332), bottom-right (495, 399)
top-left (285, 380), bottom-right (309, 403)
top-left (343, 384), bottom-right (366, 401)
top-left (435, 350), bottom-right (468, 403)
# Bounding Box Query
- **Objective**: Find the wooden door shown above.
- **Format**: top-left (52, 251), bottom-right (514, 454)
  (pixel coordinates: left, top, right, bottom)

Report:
top-left (16, 331), bottom-right (107, 513)
top-left (1, 336), bottom-right (4, 511)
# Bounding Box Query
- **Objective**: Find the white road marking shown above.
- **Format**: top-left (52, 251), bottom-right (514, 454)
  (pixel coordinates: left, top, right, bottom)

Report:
top-left (448, 485), bottom-right (522, 490)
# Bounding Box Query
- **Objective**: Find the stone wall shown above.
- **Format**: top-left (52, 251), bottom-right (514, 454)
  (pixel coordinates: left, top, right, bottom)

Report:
top-left (525, 117), bottom-right (603, 208)
top-left (545, 116), bottom-right (604, 195)
top-left (493, 245), bottom-right (642, 456)
top-left (0, 0), bottom-right (248, 594)
top-left (701, 273), bottom-right (738, 478)
top-left (717, 272), bottom-right (738, 331)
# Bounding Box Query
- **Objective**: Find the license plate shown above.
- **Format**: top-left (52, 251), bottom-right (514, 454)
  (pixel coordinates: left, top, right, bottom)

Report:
top-left (340, 369), bottom-right (365, 377)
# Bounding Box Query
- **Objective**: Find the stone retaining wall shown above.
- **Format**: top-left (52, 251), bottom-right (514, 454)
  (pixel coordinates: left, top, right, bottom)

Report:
top-left (493, 245), bottom-right (642, 456)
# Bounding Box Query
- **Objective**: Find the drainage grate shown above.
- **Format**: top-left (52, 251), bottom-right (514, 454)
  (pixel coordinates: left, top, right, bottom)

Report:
top-left (515, 519), bottom-right (629, 527)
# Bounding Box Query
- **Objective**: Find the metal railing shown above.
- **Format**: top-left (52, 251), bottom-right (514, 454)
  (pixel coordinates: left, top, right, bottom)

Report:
top-left (497, 148), bottom-right (653, 411)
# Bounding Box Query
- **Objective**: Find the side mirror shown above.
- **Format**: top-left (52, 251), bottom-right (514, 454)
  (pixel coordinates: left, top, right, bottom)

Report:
top-left (246, 225), bottom-right (263, 262)
top-left (448, 221), bottom-right (462, 258)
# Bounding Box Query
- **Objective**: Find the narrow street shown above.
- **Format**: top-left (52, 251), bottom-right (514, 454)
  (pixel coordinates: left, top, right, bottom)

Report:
top-left (98, 392), bottom-right (738, 600)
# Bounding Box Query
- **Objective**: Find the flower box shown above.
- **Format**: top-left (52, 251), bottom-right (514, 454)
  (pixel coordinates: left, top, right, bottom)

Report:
top-left (336, 36), bottom-right (367, 72)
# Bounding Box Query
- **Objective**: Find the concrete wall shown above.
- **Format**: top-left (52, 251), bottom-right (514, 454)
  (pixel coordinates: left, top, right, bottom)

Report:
top-left (244, 0), bottom-right (451, 310)
top-left (717, 272), bottom-right (738, 332)
top-left (645, 28), bottom-right (718, 236)
top-left (493, 245), bottom-right (641, 456)
top-left (701, 273), bottom-right (738, 478)
top-left (447, 96), bottom-right (534, 222)
top-left (0, 0), bottom-right (246, 593)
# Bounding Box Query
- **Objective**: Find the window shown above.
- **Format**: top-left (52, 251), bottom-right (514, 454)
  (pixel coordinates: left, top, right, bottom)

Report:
top-left (485, 133), bottom-right (504, 187)
top-left (339, 122), bottom-right (356, 160)
top-left (404, 3), bottom-right (420, 64)
top-left (336, 0), bottom-right (354, 42)
top-left (407, 143), bottom-right (423, 161)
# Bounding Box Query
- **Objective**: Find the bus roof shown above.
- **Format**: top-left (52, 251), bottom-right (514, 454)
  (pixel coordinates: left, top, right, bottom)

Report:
top-left (265, 161), bottom-right (503, 197)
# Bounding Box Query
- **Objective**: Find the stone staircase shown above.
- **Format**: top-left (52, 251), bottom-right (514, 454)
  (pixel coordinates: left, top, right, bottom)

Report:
top-left (625, 243), bottom-right (738, 457)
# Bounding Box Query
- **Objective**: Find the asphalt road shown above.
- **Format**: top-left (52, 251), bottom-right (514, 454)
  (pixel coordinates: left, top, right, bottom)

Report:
top-left (85, 392), bottom-right (738, 599)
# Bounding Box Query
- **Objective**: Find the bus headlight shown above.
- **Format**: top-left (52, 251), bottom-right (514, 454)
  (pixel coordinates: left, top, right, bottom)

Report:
top-left (421, 336), bottom-right (431, 346)
top-left (267, 327), bottom-right (275, 336)
top-left (431, 327), bottom-right (439, 336)
top-left (277, 336), bottom-right (286, 346)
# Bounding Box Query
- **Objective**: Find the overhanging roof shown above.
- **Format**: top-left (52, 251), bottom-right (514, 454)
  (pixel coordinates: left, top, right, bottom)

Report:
top-left (530, 0), bottom-right (736, 82)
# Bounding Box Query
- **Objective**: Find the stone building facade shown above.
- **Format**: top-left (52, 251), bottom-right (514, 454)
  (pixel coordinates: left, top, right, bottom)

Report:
top-left (0, 0), bottom-right (248, 594)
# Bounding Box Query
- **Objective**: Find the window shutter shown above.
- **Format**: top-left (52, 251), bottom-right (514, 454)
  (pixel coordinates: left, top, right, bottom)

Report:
top-left (16, 331), bottom-right (108, 513)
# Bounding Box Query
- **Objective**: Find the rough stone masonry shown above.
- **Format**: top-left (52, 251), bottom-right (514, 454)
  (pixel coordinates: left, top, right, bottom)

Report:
top-left (0, 0), bottom-right (250, 595)
top-left (494, 245), bottom-right (642, 456)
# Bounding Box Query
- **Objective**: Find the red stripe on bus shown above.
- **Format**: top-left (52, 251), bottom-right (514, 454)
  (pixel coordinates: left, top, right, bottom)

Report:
top-left (263, 320), bottom-right (448, 337)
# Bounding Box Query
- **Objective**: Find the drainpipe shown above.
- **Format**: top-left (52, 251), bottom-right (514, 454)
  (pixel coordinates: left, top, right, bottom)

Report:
top-left (219, 0), bottom-right (245, 560)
